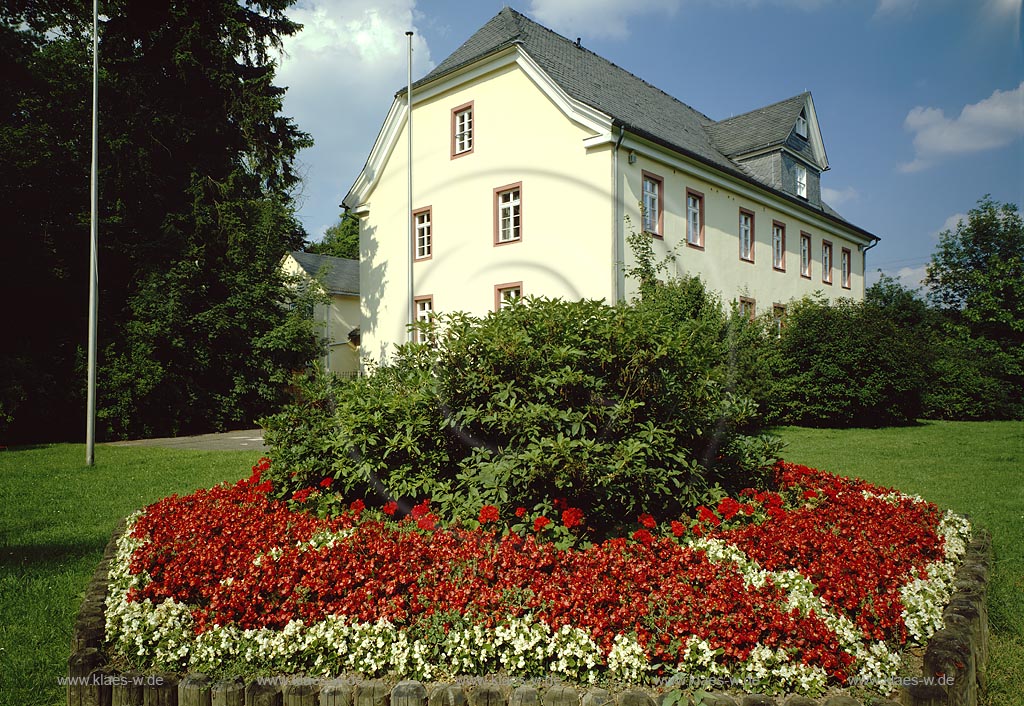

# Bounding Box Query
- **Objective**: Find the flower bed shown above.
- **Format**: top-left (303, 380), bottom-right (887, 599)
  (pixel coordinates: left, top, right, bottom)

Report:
top-left (104, 460), bottom-right (971, 697)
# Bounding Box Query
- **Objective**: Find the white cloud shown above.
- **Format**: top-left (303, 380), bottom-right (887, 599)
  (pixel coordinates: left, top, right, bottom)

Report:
top-left (934, 212), bottom-right (967, 238)
top-left (899, 82), bottom-right (1024, 172)
top-left (874, 0), bottom-right (918, 17)
top-left (984, 0), bottom-right (1023, 20)
top-left (528, 0), bottom-right (681, 40)
top-left (276, 0), bottom-right (433, 238)
top-left (893, 265), bottom-right (929, 287)
top-left (867, 263), bottom-right (929, 289)
top-left (821, 186), bottom-right (859, 207)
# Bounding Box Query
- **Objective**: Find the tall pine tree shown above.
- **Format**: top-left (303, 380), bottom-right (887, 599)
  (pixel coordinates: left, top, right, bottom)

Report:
top-left (1, 0), bottom-right (322, 441)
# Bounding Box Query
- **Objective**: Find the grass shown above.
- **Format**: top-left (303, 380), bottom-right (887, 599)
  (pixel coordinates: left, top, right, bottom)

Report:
top-left (0, 443), bottom-right (262, 706)
top-left (1, 422), bottom-right (1020, 705)
top-left (775, 420), bottom-right (1024, 706)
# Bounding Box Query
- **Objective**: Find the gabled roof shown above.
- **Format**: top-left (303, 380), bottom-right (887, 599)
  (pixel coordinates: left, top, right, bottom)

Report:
top-left (416, 8), bottom-right (738, 175)
top-left (288, 251), bottom-right (359, 296)
top-left (708, 93), bottom-right (808, 157)
top-left (708, 92), bottom-right (829, 171)
top-left (366, 7), bottom-right (874, 243)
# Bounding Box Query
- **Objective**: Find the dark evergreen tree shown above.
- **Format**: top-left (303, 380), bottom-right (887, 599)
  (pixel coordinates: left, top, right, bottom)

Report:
top-left (0, 0), bottom-right (322, 441)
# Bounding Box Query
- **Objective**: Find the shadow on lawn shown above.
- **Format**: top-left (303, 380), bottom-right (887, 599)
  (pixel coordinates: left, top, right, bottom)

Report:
top-left (0, 539), bottom-right (106, 571)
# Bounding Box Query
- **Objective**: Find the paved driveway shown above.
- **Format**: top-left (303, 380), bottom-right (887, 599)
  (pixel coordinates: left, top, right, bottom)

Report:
top-left (106, 429), bottom-right (267, 452)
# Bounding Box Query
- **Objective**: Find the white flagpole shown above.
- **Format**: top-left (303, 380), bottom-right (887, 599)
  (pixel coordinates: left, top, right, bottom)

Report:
top-left (406, 30), bottom-right (414, 342)
top-left (86, 0), bottom-right (99, 466)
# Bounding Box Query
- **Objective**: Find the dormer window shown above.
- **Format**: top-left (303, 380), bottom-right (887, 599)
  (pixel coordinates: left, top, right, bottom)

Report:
top-left (795, 109), bottom-right (808, 139)
top-left (795, 164), bottom-right (808, 199)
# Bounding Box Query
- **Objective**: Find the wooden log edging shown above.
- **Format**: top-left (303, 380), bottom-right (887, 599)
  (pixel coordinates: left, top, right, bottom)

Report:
top-left (67, 524), bottom-right (992, 706)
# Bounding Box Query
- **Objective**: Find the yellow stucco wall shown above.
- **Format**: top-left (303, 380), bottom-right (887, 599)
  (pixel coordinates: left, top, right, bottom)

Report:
top-left (323, 294), bottom-right (360, 376)
top-left (354, 54), bottom-right (874, 360)
top-left (620, 149), bottom-right (867, 314)
top-left (358, 61), bottom-right (614, 363)
top-left (280, 255), bottom-right (361, 376)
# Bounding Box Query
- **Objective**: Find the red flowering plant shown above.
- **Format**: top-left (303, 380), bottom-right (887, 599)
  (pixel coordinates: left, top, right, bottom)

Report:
top-left (707, 462), bottom-right (950, 645)
top-left (105, 458), bottom-right (971, 695)
top-left (507, 498), bottom-right (589, 550)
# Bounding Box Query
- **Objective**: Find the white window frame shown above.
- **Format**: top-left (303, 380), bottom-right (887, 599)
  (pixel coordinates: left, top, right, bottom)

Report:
top-left (822, 240), bottom-right (833, 284)
top-left (494, 183), bottom-right (522, 245)
top-left (795, 111), bottom-right (808, 139)
top-left (796, 164), bottom-right (808, 199)
top-left (451, 103), bottom-right (474, 158)
top-left (686, 188), bottom-right (704, 248)
top-left (495, 282), bottom-right (523, 311)
top-left (772, 304), bottom-right (786, 337)
top-left (841, 248), bottom-right (852, 289)
top-left (739, 209), bottom-right (754, 263)
top-left (641, 171), bottom-right (663, 236)
top-left (772, 221), bottom-right (785, 271)
top-left (739, 296), bottom-right (756, 321)
top-left (800, 233), bottom-right (812, 278)
top-left (413, 207), bottom-right (432, 260)
top-left (413, 295), bottom-right (433, 343)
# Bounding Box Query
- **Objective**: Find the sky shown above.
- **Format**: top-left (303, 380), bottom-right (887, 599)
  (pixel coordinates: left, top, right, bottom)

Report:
top-left (275, 0), bottom-right (1023, 288)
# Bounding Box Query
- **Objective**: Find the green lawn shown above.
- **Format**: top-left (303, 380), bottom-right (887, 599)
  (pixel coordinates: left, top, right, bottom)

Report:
top-left (0, 444), bottom-right (262, 706)
top-left (775, 420), bottom-right (1024, 706)
top-left (1, 422), bottom-right (1021, 706)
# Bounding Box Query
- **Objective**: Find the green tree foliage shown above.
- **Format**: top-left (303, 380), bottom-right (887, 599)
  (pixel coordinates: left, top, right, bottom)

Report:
top-left (771, 290), bottom-right (927, 428)
top-left (925, 197), bottom-right (1023, 335)
top-left (1, 8), bottom-right (95, 439)
top-left (262, 296), bottom-right (782, 537)
top-left (306, 212), bottom-right (359, 260)
top-left (924, 196), bottom-right (1023, 417)
top-left (0, 0), bottom-right (321, 441)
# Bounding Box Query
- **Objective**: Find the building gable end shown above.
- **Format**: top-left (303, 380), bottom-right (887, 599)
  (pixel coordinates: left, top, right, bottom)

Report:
top-left (343, 46), bottom-right (612, 210)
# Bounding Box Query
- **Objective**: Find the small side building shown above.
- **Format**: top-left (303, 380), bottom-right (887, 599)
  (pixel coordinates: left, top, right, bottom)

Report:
top-left (281, 251), bottom-right (361, 377)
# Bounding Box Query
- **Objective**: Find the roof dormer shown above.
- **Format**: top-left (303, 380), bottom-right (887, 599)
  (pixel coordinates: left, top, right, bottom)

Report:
top-left (795, 108), bottom-right (808, 139)
top-left (708, 93), bottom-right (829, 171)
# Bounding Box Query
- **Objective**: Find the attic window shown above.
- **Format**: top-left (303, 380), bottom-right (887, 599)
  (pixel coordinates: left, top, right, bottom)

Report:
top-left (795, 165), bottom-right (808, 199)
top-left (795, 109), bottom-right (808, 139)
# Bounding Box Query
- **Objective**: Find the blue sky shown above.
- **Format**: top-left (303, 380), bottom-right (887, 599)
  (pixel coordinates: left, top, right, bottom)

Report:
top-left (276, 0), bottom-right (1023, 288)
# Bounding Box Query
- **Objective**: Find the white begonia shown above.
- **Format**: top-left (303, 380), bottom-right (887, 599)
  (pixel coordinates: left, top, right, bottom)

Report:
top-left (900, 511), bottom-right (971, 644)
top-left (606, 634), bottom-right (649, 682)
top-left (861, 489), bottom-right (927, 506)
top-left (939, 510), bottom-right (972, 561)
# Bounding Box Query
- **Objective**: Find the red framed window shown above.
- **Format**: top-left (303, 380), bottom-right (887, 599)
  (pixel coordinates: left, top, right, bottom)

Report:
top-left (494, 183), bottom-right (522, 245)
top-left (686, 188), bottom-right (704, 248)
top-left (451, 102), bottom-right (474, 158)
top-left (739, 209), bottom-right (755, 263)
top-left (772, 221), bottom-right (786, 271)
top-left (412, 207), bottom-right (432, 260)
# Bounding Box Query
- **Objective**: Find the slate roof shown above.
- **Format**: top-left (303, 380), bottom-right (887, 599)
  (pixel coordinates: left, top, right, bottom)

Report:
top-left (707, 93), bottom-right (808, 158)
top-left (412, 8), bottom-right (874, 240)
top-left (417, 8), bottom-right (735, 175)
top-left (288, 251), bottom-right (359, 296)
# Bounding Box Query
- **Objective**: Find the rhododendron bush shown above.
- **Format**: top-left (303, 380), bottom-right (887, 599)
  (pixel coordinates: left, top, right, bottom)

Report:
top-left (260, 295), bottom-right (783, 535)
top-left (105, 459), bottom-right (971, 696)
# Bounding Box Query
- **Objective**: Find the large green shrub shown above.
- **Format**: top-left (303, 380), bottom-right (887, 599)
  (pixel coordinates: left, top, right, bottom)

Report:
top-left (923, 326), bottom-right (1021, 420)
top-left (772, 293), bottom-right (926, 427)
top-left (262, 296), bottom-right (781, 536)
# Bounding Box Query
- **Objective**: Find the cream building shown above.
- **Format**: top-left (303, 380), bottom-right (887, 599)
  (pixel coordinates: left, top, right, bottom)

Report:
top-left (343, 8), bottom-right (879, 364)
top-left (281, 251), bottom-right (361, 377)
